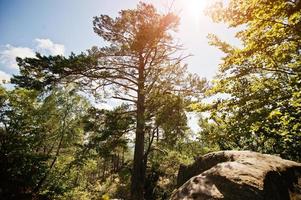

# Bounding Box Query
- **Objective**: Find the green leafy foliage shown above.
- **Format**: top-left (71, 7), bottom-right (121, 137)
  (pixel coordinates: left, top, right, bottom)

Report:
top-left (0, 86), bottom-right (89, 199)
top-left (198, 0), bottom-right (301, 161)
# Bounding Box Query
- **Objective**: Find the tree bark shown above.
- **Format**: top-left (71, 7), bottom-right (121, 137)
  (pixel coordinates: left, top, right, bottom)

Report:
top-left (131, 54), bottom-right (146, 200)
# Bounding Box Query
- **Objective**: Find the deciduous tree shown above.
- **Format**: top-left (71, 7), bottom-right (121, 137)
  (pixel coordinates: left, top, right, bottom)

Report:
top-left (199, 0), bottom-right (301, 160)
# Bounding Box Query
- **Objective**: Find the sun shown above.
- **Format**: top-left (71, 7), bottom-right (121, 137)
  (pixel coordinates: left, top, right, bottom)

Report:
top-left (186, 0), bottom-right (207, 18)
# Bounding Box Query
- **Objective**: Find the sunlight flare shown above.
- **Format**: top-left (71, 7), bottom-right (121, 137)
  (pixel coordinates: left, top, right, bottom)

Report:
top-left (186, 0), bottom-right (207, 18)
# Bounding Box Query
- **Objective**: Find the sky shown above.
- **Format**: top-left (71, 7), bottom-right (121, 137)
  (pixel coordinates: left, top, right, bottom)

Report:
top-left (0, 0), bottom-right (239, 131)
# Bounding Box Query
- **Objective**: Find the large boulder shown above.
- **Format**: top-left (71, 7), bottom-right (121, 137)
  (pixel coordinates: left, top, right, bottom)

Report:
top-left (171, 151), bottom-right (301, 200)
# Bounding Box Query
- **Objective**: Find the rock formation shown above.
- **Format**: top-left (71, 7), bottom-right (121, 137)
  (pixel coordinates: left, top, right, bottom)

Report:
top-left (171, 151), bottom-right (301, 200)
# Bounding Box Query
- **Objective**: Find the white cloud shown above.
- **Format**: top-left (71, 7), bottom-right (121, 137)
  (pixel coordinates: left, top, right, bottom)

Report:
top-left (0, 70), bottom-right (11, 83)
top-left (0, 44), bottom-right (35, 68)
top-left (35, 38), bottom-right (65, 56)
top-left (0, 38), bottom-right (65, 70)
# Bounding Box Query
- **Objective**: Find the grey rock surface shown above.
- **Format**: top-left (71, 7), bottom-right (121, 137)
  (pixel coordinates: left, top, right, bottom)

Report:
top-left (171, 151), bottom-right (301, 200)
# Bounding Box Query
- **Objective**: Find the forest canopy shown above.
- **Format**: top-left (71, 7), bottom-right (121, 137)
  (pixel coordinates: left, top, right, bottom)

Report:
top-left (0, 0), bottom-right (300, 199)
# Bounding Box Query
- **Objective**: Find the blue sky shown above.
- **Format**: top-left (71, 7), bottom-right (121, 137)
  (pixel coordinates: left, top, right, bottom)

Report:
top-left (0, 0), bottom-right (239, 131)
top-left (0, 0), bottom-right (239, 80)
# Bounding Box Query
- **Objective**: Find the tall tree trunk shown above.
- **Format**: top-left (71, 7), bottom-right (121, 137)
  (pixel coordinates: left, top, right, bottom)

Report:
top-left (131, 54), bottom-right (145, 200)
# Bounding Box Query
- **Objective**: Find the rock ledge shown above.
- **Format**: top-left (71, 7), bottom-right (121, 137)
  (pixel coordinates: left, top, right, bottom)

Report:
top-left (171, 151), bottom-right (301, 200)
